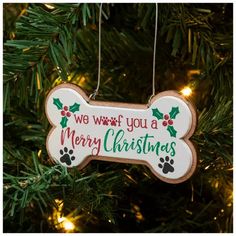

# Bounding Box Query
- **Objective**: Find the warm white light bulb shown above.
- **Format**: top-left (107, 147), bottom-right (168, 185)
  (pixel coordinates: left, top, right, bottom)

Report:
top-left (62, 219), bottom-right (75, 231)
top-left (181, 87), bottom-right (192, 97)
top-left (44, 4), bottom-right (55, 9)
top-left (58, 217), bottom-right (65, 223)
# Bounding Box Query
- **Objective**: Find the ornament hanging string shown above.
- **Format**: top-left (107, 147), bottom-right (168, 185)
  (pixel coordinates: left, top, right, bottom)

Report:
top-left (89, 3), bottom-right (103, 100)
top-left (89, 3), bottom-right (158, 103)
top-left (148, 3), bottom-right (158, 107)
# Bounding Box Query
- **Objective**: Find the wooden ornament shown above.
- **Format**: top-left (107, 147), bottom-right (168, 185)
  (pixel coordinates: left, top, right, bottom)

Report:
top-left (45, 83), bottom-right (197, 184)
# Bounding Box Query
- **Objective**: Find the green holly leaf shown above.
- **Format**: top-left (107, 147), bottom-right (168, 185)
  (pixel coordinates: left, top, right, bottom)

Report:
top-left (60, 116), bottom-right (68, 128)
top-left (152, 108), bottom-right (163, 120)
top-left (69, 103), bottom-right (80, 113)
top-left (169, 107), bottom-right (179, 119)
top-left (53, 98), bottom-right (63, 110)
top-left (167, 125), bottom-right (177, 137)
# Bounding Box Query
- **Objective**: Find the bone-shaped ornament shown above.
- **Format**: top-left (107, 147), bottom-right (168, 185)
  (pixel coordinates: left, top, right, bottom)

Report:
top-left (45, 83), bottom-right (197, 184)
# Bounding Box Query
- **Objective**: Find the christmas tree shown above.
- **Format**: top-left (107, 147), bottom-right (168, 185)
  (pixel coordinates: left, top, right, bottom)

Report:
top-left (3, 3), bottom-right (233, 233)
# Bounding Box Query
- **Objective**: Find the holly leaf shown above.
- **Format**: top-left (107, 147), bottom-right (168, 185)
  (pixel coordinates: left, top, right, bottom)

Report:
top-left (152, 108), bottom-right (163, 120)
top-left (69, 103), bottom-right (80, 113)
top-left (53, 98), bottom-right (63, 110)
top-left (169, 107), bottom-right (179, 119)
top-left (60, 117), bottom-right (68, 128)
top-left (167, 125), bottom-right (177, 137)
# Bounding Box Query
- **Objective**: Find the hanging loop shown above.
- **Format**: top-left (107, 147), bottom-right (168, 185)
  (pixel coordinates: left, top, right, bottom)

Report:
top-left (148, 3), bottom-right (158, 107)
top-left (89, 3), bottom-right (103, 102)
top-left (89, 3), bottom-right (158, 105)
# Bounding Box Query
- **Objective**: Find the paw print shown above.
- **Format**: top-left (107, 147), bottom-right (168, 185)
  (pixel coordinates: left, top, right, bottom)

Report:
top-left (59, 147), bottom-right (75, 166)
top-left (102, 116), bottom-right (109, 126)
top-left (110, 117), bottom-right (117, 126)
top-left (158, 156), bottom-right (174, 174)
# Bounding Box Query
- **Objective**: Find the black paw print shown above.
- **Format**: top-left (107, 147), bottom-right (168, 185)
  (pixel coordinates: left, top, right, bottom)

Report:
top-left (60, 147), bottom-right (75, 166)
top-left (158, 156), bottom-right (174, 174)
top-left (110, 117), bottom-right (117, 126)
top-left (102, 116), bottom-right (109, 126)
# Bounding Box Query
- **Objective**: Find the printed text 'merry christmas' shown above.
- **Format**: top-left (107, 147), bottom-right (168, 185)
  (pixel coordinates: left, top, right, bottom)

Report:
top-left (60, 127), bottom-right (176, 157)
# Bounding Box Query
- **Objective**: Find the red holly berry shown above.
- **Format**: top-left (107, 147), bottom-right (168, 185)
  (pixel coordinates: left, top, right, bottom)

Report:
top-left (168, 120), bottom-right (173, 125)
top-left (164, 114), bottom-right (169, 120)
top-left (61, 111), bottom-right (66, 116)
top-left (162, 121), bottom-right (168, 126)
top-left (64, 106), bottom-right (68, 111)
top-left (66, 112), bottom-right (71, 117)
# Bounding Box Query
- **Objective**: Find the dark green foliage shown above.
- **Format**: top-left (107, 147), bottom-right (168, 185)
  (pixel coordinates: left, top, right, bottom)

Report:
top-left (3, 3), bottom-right (232, 233)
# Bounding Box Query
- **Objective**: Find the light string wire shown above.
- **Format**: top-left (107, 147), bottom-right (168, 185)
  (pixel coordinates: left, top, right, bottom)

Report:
top-left (90, 3), bottom-right (158, 103)
top-left (89, 3), bottom-right (102, 100)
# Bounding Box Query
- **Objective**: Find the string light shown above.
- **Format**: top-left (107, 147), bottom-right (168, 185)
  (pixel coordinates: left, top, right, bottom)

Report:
top-left (48, 199), bottom-right (76, 232)
top-left (61, 218), bottom-right (75, 231)
top-left (37, 149), bottom-right (42, 158)
top-left (187, 69), bottom-right (200, 79)
top-left (225, 186), bottom-right (233, 207)
top-left (57, 216), bottom-right (75, 231)
top-left (181, 87), bottom-right (192, 97)
top-left (131, 203), bottom-right (144, 222)
top-left (44, 4), bottom-right (55, 9)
